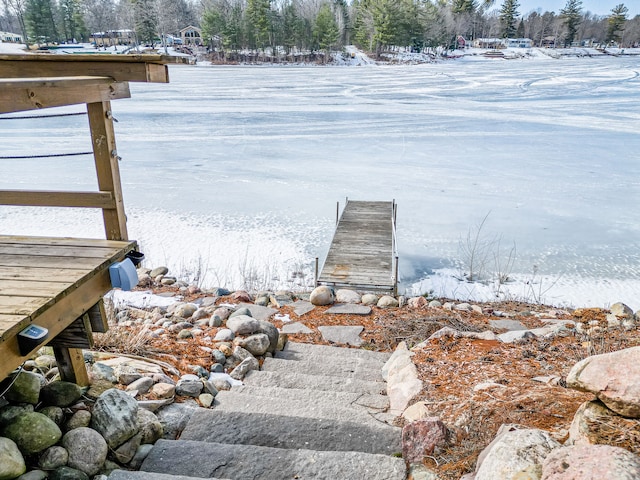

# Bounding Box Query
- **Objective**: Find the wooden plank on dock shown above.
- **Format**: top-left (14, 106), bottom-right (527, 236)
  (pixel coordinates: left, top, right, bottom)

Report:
top-left (318, 200), bottom-right (397, 293)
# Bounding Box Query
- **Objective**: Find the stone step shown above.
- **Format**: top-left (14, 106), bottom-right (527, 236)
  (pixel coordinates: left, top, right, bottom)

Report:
top-left (243, 369), bottom-right (387, 395)
top-left (281, 341), bottom-right (391, 363)
top-left (180, 409), bottom-right (402, 455)
top-left (212, 390), bottom-right (396, 425)
top-left (230, 384), bottom-right (390, 412)
top-left (141, 440), bottom-right (406, 480)
top-left (262, 357), bottom-right (385, 382)
top-left (109, 471), bottom-right (228, 480)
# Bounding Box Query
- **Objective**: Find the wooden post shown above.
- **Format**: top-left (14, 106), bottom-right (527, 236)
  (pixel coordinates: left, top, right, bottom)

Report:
top-left (53, 346), bottom-right (90, 386)
top-left (87, 100), bottom-right (128, 241)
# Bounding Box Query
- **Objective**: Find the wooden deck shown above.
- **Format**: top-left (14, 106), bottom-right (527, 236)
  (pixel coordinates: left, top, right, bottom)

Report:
top-left (0, 235), bottom-right (136, 382)
top-left (318, 200), bottom-right (398, 293)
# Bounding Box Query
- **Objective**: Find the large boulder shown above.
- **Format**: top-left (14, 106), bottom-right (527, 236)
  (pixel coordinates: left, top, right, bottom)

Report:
top-left (136, 409), bottom-right (163, 445)
top-left (226, 315), bottom-right (260, 335)
top-left (335, 289), bottom-right (361, 304)
top-left (2, 412), bottom-right (62, 455)
top-left (0, 437), bottom-right (26, 479)
top-left (39, 381), bottom-right (83, 407)
top-left (62, 427), bottom-right (108, 476)
top-left (239, 334), bottom-right (271, 356)
top-left (566, 346), bottom-right (640, 418)
top-left (90, 389), bottom-right (139, 449)
top-left (474, 426), bottom-right (560, 480)
top-left (2, 371), bottom-right (41, 405)
top-left (542, 444), bottom-right (640, 479)
top-left (256, 320), bottom-right (279, 353)
top-left (309, 286), bottom-right (335, 306)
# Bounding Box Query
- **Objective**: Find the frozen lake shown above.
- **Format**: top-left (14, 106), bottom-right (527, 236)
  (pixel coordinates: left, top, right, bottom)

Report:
top-left (2, 56), bottom-right (639, 308)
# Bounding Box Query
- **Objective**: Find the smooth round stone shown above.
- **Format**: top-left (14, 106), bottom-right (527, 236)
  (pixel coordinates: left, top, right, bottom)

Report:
top-left (210, 363), bottom-right (224, 373)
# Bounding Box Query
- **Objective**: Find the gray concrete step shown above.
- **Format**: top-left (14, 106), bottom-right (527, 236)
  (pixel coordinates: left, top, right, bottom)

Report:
top-left (109, 471), bottom-right (228, 480)
top-left (281, 341), bottom-right (391, 363)
top-left (141, 440), bottom-right (406, 480)
top-left (243, 369), bottom-right (386, 395)
top-left (262, 357), bottom-right (385, 382)
top-left (230, 384), bottom-right (389, 412)
top-left (179, 409), bottom-right (402, 455)
top-left (212, 390), bottom-right (396, 425)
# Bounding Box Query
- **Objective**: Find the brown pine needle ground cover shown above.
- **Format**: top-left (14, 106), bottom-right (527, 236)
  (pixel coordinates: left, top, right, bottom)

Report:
top-left (98, 289), bottom-right (640, 479)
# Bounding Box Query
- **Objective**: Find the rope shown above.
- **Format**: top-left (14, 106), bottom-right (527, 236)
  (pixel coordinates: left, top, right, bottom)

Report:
top-left (0, 151), bottom-right (94, 160)
top-left (0, 112), bottom-right (87, 120)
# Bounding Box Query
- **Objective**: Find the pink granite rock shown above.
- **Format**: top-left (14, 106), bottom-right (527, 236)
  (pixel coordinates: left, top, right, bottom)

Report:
top-left (402, 417), bottom-right (451, 464)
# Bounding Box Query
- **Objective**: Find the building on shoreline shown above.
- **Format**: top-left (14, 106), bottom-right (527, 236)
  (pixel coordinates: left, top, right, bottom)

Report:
top-left (0, 31), bottom-right (23, 43)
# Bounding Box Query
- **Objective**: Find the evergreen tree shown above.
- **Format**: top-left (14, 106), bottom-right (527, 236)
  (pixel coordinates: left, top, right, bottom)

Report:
top-left (560, 0), bottom-right (582, 46)
top-left (25, 0), bottom-right (57, 43)
top-left (516, 17), bottom-right (524, 38)
top-left (498, 0), bottom-right (519, 38)
top-left (313, 2), bottom-right (338, 59)
top-left (133, 0), bottom-right (157, 45)
top-left (451, 0), bottom-right (476, 15)
top-left (370, 0), bottom-right (401, 58)
top-left (246, 0), bottom-right (271, 50)
top-left (606, 3), bottom-right (628, 45)
top-left (201, 7), bottom-right (225, 47)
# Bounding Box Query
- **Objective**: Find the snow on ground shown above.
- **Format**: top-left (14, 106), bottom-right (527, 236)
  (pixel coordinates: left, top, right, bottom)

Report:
top-left (0, 42), bottom-right (27, 54)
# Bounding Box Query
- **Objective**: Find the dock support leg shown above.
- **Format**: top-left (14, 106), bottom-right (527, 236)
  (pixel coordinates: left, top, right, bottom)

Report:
top-left (315, 257), bottom-right (319, 287)
top-left (53, 347), bottom-right (90, 386)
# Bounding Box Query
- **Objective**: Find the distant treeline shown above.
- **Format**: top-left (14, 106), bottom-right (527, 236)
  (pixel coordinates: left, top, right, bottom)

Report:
top-left (1, 0), bottom-right (638, 56)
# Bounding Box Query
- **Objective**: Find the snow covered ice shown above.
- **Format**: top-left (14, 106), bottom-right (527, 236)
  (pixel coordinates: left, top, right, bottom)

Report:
top-left (1, 56), bottom-right (639, 309)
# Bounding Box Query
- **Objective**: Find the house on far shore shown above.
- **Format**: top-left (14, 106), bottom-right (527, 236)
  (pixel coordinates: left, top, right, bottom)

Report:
top-left (180, 26), bottom-right (202, 46)
top-left (90, 30), bottom-right (135, 47)
top-left (0, 31), bottom-right (24, 43)
top-left (473, 38), bottom-right (504, 49)
top-left (504, 38), bottom-right (532, 48)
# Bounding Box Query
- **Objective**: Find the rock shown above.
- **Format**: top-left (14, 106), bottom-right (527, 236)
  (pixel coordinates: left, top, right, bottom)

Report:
top-left (407, 463), bottom-right (440, 480)
top-left (199, 394), bottom-right (214, 408)
top-left (513, 465), bottom-right (542, 480)
top-left (402, 401), bottom-right (431, 423)
top-left (456, 303), bottom-right (472, 311)
top-left (377, 295), bottom-right (399, 308)
top-left (172, 303), bottom-right (198, 319)
top-left (566, 346), bottom-right (640, 417)
top-left (49, 466), bottom-right (89, 480)
top-left (90, 389), bottom-right (139, 449)
top-left (610, 302), bottom-right (634, 319)
top-left (113, 432), bottom-right (142, 464)
top-left (203, 380), bottom-right (219, 397)
top-left (16, 471), bottom-right (47, 480)
top-left (231, 291), bottom-right (252, 302)
top-left (136, 409), bottom-right (163, 445)
top-left (324, 304), bottom-right (372, 315)
top-left (423, 327), bottom-right (498, 343)
top-left (149, 266), bottom-right (168, 278)
top-left (90, 364), bottom-right (117, 384)
top-left (226, 315), bottom-right (260, 335)
top-left (210, 363), bottom-right (224, 373)
top-left (317, 326), bottom-right (364, 346)
top-left (474, 426), bottom-right (560, 480)
top-left (568, 400), bottom-right (635, 448)
top-left (292, 300), bottom-right (315, 316)
top-left (128, 443), bottom-right (154, 470)
top-left (361, 294), bottom-right (379, 306)
top-left (209, 315), bottom-right (223, 327)
top-left (2, 371), bottom-right (41, 405)
top-left (151, 383), bottom-right (175, 399)
top-left (62, 427), bottom-right (108, 476)
top-left (214, 328), bottom-right (235, 341)
top-left (229, 306), bottom-right (252, 318)
top-left (282, 322), bottom-right (314, 334)
top-left (542, 444), bottom-right (640, 479)
top-left (0, 406), bottom-right (33, 429)
top-left (210, 377), bottom-right (231, 392)
top-left (218, 344), bottom-right (233, 356)
top-left (113, 365), bottom-right (142, 385)
top-left (335, 289), bottom-right (361, 304)
top-left (126, 377), bottom-right (154, 395)
top-left (402, 417), bottom-right (451, 464)
top-left (3, 412), bottom-right (62, 455)
top-left (39, 381), bottom-right (83, 408)
top-left (384, 342), bottom-right (423, 416)
top-left (0, 437), bottom-right (26, 479)
top-left (490, 319), bottom-right (527, 331)
top-left (213, 307), bottom-right (233, 320)
top-left (428, 300), bottom-right (442, 308)
top-left (211, 349), bottom-right (227, 364)
top-left (239, 334), bottom-right (271, 356)
top-left (155, 402), bottom-right (198, 440)
top-left (407, 296), bottom-right (428, 309)
top-left (65, 410), bottom-right (92, 431)
top-left (256, 320), bottom-right (279, 353)
top-left (38, 406), bottom-right (64, 426)
top-left (229, 357), bottom-right (260, 380)
top-left (175, 377), bottom-right (203, 397)
top-left (38, 446), bottom-right (69, 470)
top-left (309, 286), bottom-right (335, 306)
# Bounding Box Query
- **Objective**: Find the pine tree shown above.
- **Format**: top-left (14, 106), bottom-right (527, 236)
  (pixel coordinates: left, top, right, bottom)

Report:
top-left (133, 0), bottom-right (157, 46)
top-left (560, 0), bottom-right (582, 46)
top-left (313, 2), bottom-right (338, 59)
top-left (606, 3), bottom-right (628, 45)
top-left (25, 0), bottom-right (57, 43)
top-left (498, 0), bottom-right (519, 38)
top-left (451, 0), bottom-right (476, 15)
top-left (246, 0), bottom-right (271, 50)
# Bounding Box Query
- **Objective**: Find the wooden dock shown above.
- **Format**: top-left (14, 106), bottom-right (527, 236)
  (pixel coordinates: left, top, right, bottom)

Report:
top-left (317, 200), bottom-right (398, 293)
